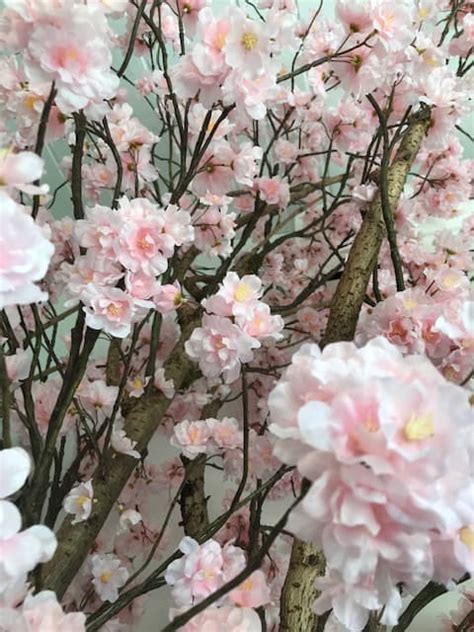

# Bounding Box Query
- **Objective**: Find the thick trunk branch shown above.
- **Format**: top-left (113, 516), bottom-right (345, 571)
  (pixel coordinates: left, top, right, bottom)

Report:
top-left (41, 317), bottom-right (200, 597)
top-left (279, 106), bottom-right (431, 629)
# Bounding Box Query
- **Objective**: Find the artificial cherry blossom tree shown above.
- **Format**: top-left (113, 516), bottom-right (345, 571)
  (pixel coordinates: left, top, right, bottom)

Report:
top-left (0, 1), bottom-right (472, 631)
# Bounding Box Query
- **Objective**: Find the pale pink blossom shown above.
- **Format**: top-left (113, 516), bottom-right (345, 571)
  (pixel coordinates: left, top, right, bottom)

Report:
top-left (223, 8), bottom-right (270, 78)
top-left (154, 368), bottom-right (175, 399)
top-left (0, 149), bottom-right (48, 195)
top-left (0, 448), bottom-right (30, 499)
top-left (229, 570), bottom-right (271, 608)
top-left (164, 537), bottom-right (224, 606)
top-left (185, 314), bottom-right (259, 383)
top-left (177, 605), bottom-right (262, 631)
top-left (171, 420), bottom-right (213, 459)
top-left (83, 286), bottom-right (135, 338)
top-left (24, 4), bottom-right (119, 115)
top-left (269, 337), bottom-right (473, 630)
top-left (63, 480), bottom-right (94, 524)
top-left (118, 509), bottom-right (142, 532)
top-left (203, 272), bottom-right (263, 318)
top-left (154, 283), bottom-right (184, 314)
top-left (111, 421), bottom-right (141, 459)
top-left (237, 302), bottom-right (284, 341)
top-left (91, 553), bottom-right (129, 603)
top-left (0, 192), bottom-right (54, 309)
top-left (4, 591), bottom-right (86, 632)
top-left (212, 417), bottom-right (241, 450)
top-left (256, 176), bottom-right (290, 208)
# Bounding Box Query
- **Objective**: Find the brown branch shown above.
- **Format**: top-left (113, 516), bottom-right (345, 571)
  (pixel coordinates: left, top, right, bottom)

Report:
top-left (279, 105), bottom-right (432, 629)
top-left (40, 314), bottom-right (201, 598)
top-left (179, 399), bottom-right (222, 538)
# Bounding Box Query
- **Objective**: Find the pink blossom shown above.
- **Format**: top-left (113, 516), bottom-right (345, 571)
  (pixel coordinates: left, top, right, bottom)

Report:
top-left (0, 192), bottom-right (54, 309)
top-left (0, 149), bottom-right (48, 195)
top-left (203, 272), bottom-right (263, 318)
top-left (177, 605), bottom-right (262, 631)
top-left (78, 380), bottom-right (118, 419)
top-left (0, 448), bottom-right (57, 594)
top-left (63, 480), bottom-right (94, 525)
top-left (223, 8), bottom-right (270, 78)
top-left (12, 591), bottom-right (85, 632)
top-left (154, 283), bottom-right (184, 314)
top-left (212, 417), bottom-right (241, 450)
top-left (164, 537), bottom-right (224, 606)
top-left (237, 303), bottom-right (284, 341)
top-left (24, 4), bottom-right (119, 115)
top-left (83, 286), bottom-right (135, 338)
top-left (269, 337), bottom-right (473, 630)
top-left (118, 509), bottom-right (142, 532)
top-left (185, 314), bottom-right (259, 383)
top-left (0, 448), bottom-right (30, 500)
top-left (229, 570), bottom-right (271, 608)
top-left (91, 553), bottom-right (129, 603)
top-left (111, 421), bottom-right (141, 459)
top-left (256, 177), bottom-right (290, 208)
top-left (171, 420), bottom-right (213, 459)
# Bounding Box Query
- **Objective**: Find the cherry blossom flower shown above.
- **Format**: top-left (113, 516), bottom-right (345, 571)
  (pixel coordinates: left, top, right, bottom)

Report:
top-left (111, 421), bottom-right (141, 459)
top-left (176, 605), bottom-right (262, 631)
top-left (63, 480), bottom-right (94, 524)
top-left (0, 591), bottom-right (86, 631)
top-left (0, 149), bottom-right (48, 195)
top-left (165, 537), bottom-right (225, 606)
top-left (154, 283), bottom-right (184, 314)
top-left (0, 448), bottom-right (57, 595)
top-left (229, 570), bottom-right (271, 608)
top-left (185, 314), bottom-right (259, 383)
top-left (83, 286), bottom-right (135, 339)
top-left (269, 337), bottom-right (473, 630)
top-left (171, 419), bottom-right (214, 459)
top-left (0, 192), bottom-right (54, 309)
top-left (91, 553), bottom-right (129, 603)
top-left (223, 8), bottom-right (270, 78)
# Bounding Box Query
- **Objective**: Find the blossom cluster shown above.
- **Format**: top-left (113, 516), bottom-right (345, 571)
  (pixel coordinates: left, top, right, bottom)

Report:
top-left (0, 447), bottom-right (85, 629)
top-left (185, 272), bottom-right (284, 383)
top-left (66, 196), bottom-right (193, 338)
top-left (165, 536), bottom-right (270, 630)
top-left (357, 269), bottom-right (473, 384)
top-left (269, 337), bottom-right (473, 631)
top-left (0, 151), bottom-right (53, 309)
top-left (171, 416), bottom-right (241, 459)
top-left (0, 0), bottom-right (119, 117)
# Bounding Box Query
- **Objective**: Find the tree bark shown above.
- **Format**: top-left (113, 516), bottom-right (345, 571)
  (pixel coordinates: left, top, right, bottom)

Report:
top-left (41, 316), bottom-right (200, 598)
top-left (279, 106), bottom-right (431, 629)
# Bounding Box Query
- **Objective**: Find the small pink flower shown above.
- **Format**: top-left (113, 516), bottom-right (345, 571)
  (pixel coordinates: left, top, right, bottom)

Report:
top-left (111, 421), bottom-right (141, 459)
top-left (229, 569), bottom-right (271, 608)
top-left (83, 286), bottom-right (135, 339)
top-left (63, 480), bottom-right (94, 524)
top-left (171, 420), bottom-right (214, 459)
top-left (154, 283), bottom-right (184, 314)
top-left (0, 149), bottom-right (48, 195)
top-left (91, 553), bottom-right (129, 603)
top-left (0, 192), bottom-right (54, 309)
top-left (256, 176), bottom-right (290, 208)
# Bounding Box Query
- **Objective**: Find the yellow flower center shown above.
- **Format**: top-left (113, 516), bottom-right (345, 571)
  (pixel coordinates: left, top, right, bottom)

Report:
top-left (107, 304), bottom-right (122, 318)
top-left (241, 31), bottom-right (258, 51)
top-left (214, 32), bottom-right (227, 51)
top-left (363, 416), bottom-right (379, 433)
top-left (404, 414), bottom-right (435, 442)
top-left (234, 283), bottom-right (252, 302)
top-left (76, 495), bottom-right (89, 508)
top-left (100, 571), bottom-right (113, 584)
top-left (459, 527), bottom-right (474, 551)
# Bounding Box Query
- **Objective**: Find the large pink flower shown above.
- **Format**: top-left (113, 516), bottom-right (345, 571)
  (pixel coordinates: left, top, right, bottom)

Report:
top-left (0, 192), bottom-right (54, 309)
top-left (269, 337), bottom-right (473, 630)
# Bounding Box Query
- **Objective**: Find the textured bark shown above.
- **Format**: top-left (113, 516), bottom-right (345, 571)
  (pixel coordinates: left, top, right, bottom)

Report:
top-left (41, 317), bottom-right (200, 598)
top-left (179, 399), bottom-right (222, 538)
top-left (279, 540), bottom-right (325, 632)
top-left (180, 455), bottom-right (209, 538)
top-left (279, 107), bottom-right (431, 629)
